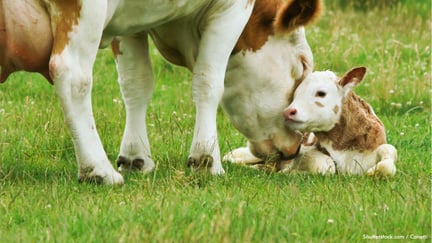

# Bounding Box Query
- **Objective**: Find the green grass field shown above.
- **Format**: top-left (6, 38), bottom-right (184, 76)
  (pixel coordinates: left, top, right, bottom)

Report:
top-left (0, 1), bottom-right (430, 242)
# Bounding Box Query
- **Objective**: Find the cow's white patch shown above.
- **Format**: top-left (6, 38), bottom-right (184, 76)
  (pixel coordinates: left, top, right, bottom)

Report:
top-left (103, 1), bottom-right (211, 39)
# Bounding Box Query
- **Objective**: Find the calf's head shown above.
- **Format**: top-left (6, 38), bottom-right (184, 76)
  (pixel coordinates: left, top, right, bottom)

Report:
top-left (222, 0), bottom-right (322, 160)
top-left (283, 67), bottom-right (367, 132)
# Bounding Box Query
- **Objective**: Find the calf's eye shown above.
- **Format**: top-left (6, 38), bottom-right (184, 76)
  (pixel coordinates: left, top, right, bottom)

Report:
top-left (315, 91), bottom-right (326, 98)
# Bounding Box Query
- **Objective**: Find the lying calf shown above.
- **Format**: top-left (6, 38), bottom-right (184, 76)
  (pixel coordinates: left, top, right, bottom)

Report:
top-left (283, 66), bottom-right (397, 176)
top-left (225, 67), bottom-right (397, 177)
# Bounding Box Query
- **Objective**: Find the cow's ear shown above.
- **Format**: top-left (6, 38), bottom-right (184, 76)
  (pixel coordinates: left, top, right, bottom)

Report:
top-left (339, 67), bottom-right (367, 94)
top-left (274, 0), bottom-right (323, 33)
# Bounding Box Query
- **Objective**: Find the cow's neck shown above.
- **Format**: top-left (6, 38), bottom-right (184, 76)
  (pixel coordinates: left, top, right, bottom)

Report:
top-left (315, 92), bottom-right (386, 152)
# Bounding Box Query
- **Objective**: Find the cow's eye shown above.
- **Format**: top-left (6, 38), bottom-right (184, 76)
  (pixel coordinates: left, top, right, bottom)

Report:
top-left (315, 91), bottom-right (326, 98)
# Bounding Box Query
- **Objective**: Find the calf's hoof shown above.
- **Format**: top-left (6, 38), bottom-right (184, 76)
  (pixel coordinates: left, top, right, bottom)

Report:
top-left (366, 159), bottom-right (396, 177)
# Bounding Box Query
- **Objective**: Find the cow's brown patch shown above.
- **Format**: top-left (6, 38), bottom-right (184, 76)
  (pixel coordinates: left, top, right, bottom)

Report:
top-left (315, 92), bottom-right (386, 151)
top-left (233, 0), bottom-right (282, 53)
top-left (233, 0), bottom-right (322, 54)
top-left (0, 2), bottom-right (6, 82)
top-left (51, 0), bottom-right (81, 55)
top-left (0, 1), bottom-right (53, 83)
top-left (249, 139), bottom-right (278, 159)
top-left (110, 38), bottom-right (122, 59)
top-left (279, 143), bottom-right (301, 160)
top-left (315, 101), bottom-right (324, 107)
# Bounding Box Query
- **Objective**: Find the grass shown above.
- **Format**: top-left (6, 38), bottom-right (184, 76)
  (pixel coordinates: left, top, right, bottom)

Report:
top-left (0, 1), bottom-right (431, 242)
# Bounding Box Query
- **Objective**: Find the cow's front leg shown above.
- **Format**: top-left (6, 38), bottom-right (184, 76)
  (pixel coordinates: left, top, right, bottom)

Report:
top-left (187, 1), bottom-right (253, 174)
top-left (49, 1), bottom-right (123, 184)
top-left (367, 144), bottom-right (397, 177)
top-left (187, 63), bottom-right (224, 174)
top-left (112, 35), bottom-right (155, 173)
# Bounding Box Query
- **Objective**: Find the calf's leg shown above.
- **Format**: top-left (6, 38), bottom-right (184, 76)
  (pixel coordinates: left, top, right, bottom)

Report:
top-left (223, 146), bottom-right (262, 165)
top-left (284, 146), bottom-right (336, 174)
top-left (367, 144), bottom-right (397, 177)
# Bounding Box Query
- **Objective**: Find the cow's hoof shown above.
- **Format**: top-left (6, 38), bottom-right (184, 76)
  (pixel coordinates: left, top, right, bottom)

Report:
top-left (117, 156), bottom-right (155, 173)
top-left (78, 167), bottom-right (124, 185)
top-left (187, 154), bottom-right (213, 169)
top-left (187, 155), bottom-right (225, 175)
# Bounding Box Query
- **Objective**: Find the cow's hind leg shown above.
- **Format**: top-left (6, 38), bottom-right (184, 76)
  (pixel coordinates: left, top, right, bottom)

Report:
top-left (187, 0), bottom-right (253, 174)
top-left (112, 35), bottom-right (155, 174)
top-left (49, 1), bottom-right (123, 184)
top-left (367, 144), bottom-right (397, 177)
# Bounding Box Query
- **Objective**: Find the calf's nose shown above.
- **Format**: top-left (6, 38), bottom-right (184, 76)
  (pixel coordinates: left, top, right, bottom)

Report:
top-left (283, 107), bottom-right (297, 120)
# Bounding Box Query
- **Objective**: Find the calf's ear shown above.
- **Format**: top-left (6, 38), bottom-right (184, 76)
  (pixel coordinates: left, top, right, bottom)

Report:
top-left (274, 0), bottom-right (323, 33)
top-left (339, 66), bottom-right (367, 94)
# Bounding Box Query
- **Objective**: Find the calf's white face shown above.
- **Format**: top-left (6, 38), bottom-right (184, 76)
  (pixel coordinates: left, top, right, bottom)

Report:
top-left (284, 67), bottom-right (367, 132)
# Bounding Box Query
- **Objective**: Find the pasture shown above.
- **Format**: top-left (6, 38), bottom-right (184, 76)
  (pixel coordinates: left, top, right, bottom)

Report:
top-left (0, 1), bottom-right (430, 242)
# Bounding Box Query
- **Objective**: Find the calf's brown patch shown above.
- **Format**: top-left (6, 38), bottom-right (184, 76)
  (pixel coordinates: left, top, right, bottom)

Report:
top-left (315, 101), bottom-right (324, 107)
top-left (333, 105), bottom-right (339, 114)
top-left (315, 92), bottom-right (386, 151)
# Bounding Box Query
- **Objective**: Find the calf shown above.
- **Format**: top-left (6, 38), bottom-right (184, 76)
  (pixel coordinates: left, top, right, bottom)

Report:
top-left (283, 67), bottom-right (397, 176)
top-left (0, 0), bottom-right (322, 184)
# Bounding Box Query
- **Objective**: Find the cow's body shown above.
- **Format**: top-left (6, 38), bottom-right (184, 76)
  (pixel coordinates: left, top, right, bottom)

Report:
top-left (0, 0), bottom-right (321, 184)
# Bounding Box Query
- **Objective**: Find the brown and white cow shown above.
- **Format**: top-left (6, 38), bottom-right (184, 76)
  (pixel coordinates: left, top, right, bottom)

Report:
top-left (0, 0), bottom-right (322, 184)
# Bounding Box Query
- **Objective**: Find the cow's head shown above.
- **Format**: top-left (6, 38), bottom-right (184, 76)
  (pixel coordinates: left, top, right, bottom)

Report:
top-left (221, 0), bottom-right (322, 160)
top-left (283, 67), bottom-right (367, 132)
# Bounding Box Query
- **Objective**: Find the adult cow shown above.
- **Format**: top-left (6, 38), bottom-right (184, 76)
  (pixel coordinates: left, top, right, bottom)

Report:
top-left (0, 0), bottom-right (321, 184)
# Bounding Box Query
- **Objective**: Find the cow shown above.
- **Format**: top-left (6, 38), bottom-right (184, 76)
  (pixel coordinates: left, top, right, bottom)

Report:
top-left (0, 0), bottom-right (322, 184)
